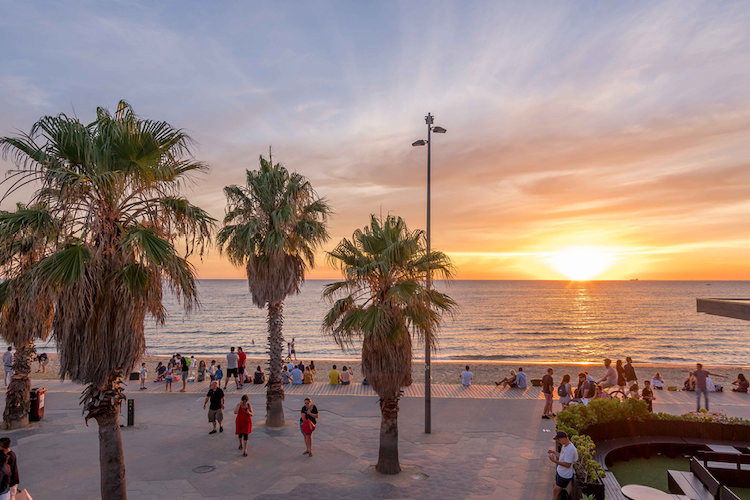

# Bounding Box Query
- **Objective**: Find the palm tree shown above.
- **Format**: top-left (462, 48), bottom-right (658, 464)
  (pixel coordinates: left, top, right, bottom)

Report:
top-left (0, 101), bottom-right (214, 500)
top-left (217, 156), bottom-right (330, 427)
top-left (0, 203), bottom-right (57, 429)
top-left (322, 215), bottom-right (456, 474)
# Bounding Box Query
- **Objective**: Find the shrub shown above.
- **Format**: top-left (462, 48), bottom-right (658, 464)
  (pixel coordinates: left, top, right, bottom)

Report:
top-left (571, 434), bottom-right (606, 483)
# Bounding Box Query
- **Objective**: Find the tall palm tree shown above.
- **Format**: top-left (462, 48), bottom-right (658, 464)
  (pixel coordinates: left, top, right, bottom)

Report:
top-left (0, 101), bottom-right (214, 500)
top-left (322, 215), bottom-right (456, 474)
top-left (0, 203), bottom-right (57, 429)
top-left (217, 156), bottom-right (330, 427)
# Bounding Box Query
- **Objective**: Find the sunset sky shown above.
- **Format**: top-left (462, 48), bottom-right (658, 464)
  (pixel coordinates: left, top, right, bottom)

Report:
top-left (2, 1), bottom-right (750, 280)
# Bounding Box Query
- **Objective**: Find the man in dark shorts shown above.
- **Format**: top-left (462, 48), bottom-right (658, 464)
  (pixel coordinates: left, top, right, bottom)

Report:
top-left (542, 368), bottom-right (554, 419)
top-left (177, 354), bottom-right (189, 392)
top-left (548, 430), bottom-right (578, 500)
top-left (237, 346), bottom-right (247, 385)
top-left (225, 347), bottom-right (240, 390)
top-left (203, 380), bottom-right (225, 434)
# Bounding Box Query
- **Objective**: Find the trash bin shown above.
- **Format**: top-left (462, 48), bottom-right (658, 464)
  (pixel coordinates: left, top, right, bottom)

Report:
top-left (30, 388), bottom-right (47, 422)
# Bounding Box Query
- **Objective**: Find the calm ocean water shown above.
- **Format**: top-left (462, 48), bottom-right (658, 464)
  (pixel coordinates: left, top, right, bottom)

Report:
top-left (33, 280), bottom-right (750, 365)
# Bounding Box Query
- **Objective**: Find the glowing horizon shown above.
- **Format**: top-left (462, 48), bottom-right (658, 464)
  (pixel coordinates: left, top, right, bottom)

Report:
top-left (2, 2), bottom-right (750, 281)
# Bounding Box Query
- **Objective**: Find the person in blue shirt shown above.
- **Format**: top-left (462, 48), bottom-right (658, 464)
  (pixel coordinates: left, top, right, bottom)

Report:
top-left (215, 365), bottom-right (224, 384)
top-left (291, 366), bottom-right (303, 384)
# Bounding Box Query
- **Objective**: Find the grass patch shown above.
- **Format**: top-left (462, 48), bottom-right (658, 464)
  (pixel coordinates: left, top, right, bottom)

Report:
top-left (610, 455), bottom-right (750, 500)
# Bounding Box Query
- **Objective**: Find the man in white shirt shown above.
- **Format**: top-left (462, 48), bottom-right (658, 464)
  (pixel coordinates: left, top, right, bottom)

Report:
top-left (3, 347), bottom-right (13, 386)
top-left (225, 347), bottom-right (240, 390)
top-left (460, 366), bottom-right (473, 386)
top-left (548, 431), bottom-right (578, 500)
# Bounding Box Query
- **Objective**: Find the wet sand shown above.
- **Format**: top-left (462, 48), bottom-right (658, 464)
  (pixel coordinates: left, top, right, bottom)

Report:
top-left (28, 353), bottom-right (748, 388)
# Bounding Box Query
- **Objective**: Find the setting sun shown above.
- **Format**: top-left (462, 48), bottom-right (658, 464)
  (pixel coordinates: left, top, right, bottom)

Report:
top-left (548, 247), bottom-right (614, 281)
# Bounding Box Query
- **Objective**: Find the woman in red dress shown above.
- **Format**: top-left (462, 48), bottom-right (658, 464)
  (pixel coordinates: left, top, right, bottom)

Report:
top-left (234, 395), bottom-right (253, 456)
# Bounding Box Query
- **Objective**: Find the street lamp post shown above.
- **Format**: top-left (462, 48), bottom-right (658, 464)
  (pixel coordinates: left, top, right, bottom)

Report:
top-left (412, 112), bottom-right (446, 434)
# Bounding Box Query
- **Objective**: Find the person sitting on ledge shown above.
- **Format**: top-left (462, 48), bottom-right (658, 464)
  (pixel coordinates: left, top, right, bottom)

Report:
top-left (683, 371), bottom-right (696, 391)
top-left (732, 373), bottom-right (749, 393)
top-left (651, 372), bottom-right (665, 390)
top-left (495, 369), bottom-right (516, 387)
top-left (253, 366), bottom-right (265, 385)
top-left (329, 365), bottom-right (340, 385)
top-left (303, 365), bottom-right (314, 384)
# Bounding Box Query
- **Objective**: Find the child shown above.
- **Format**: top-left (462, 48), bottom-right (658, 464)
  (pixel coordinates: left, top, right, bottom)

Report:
top-left (215, 364), bottom-right (224, 384)
top-left (139, 363), bottom-right (148, 390)
top-left (642, 380), bottom-right (654, 412)
top-left (165, 362), bottom-right (174, 392)
top-left (628, 383), bottom-right (640, 400)
top-left (208, 360), bottom-right (217, 381)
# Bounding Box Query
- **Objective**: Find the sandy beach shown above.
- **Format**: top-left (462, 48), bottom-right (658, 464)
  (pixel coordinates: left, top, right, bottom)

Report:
top-left (28, 353), bottom-right (749, 389)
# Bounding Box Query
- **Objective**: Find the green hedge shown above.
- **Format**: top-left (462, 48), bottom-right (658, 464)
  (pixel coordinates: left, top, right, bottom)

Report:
top-left (557, 398), bottom-right (750, 438)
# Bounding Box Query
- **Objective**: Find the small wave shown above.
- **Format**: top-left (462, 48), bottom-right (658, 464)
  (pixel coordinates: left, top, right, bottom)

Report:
top-left (649, 356), bottom-right (692, 362)
top-left (446, 354), bottom-right (535, 361)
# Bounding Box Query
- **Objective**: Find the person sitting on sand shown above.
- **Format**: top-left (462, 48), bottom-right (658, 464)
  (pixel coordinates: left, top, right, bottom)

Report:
top-left (303, 366), bottom-right (314, 384)
top-left (309, 360), bottom-right (317, 374)
top-left (651, 372), bottom-right (665, 390)
top-left (154, 362), bottom-right (166, 381)
top-left (732, 374), bottom-right (749, 393)
top-left (339, 365), bottom-right (352, 385)
top-left (291, 365), bottom-right (303, 384)
top-left (515, 367), bottom-right (527, 389)
top-left (683, 371), bottom-right (696, 391)
top-left (253, 366), bottom-right (265, 385)
top-left (495, 369), bottom-right (517, 387)
top-left (329, 365), bottom-right (340, 385)
top-left (461, 366), bottom-right (473, 387)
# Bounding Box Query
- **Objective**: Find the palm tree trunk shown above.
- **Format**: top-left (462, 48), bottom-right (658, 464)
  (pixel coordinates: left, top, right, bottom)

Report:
top-left (86, 380), bottom-right (127, 500)
top-left (376, 396), bottom-right (401, 474)
top-left (265, 302), bottom-right (285, 427)
top-left (2, 340), bottom-right (34, 429)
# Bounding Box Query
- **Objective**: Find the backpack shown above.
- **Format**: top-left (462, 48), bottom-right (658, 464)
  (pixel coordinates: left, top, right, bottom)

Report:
top-left (557, 383), bottom-right (568, 397)
top-left (185, 357), bottom-right (192, 367)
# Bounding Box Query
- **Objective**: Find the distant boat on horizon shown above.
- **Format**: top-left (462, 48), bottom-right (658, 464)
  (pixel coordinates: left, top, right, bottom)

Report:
top-left (630, 278), bottom-right (639, 281)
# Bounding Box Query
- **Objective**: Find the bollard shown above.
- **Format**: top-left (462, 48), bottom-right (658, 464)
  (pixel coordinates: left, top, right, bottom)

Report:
top-left (127, 399), bottom-right (134, 426)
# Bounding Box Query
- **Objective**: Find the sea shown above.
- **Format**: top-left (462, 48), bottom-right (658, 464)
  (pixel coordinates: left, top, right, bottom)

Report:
top-left (31, 280), bottom-right (750, 366)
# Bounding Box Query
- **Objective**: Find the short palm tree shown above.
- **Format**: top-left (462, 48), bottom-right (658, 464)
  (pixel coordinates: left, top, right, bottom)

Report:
top-left (217, 156), bottom-right (330, 427)
top-left (322, 215), bottom-right (456, 474)
top-left (0, 101), bottom-right (214, 500)
top-left (0, 203), bottom-right (57, 429)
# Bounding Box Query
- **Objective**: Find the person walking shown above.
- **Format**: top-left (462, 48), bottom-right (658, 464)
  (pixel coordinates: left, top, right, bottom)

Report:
top-left (548, 431), bottom-right (578, 500)
top-left (225, 347), bottom-right (240, 390)
top-left (0, 449), bottom-right (10, 500)
top-left (203, 380), bottom-right (225, 434)
top-left (624, 356), bottom-right (638, 387)
top-left (542, 368), bottom-right (554, 419)
top-left (2, 349), bottom-right (12, 387)
top-left (615, 359), bottom-right (626, 392)
top-left (558, 374), bottom-right (572, 410)
top-left (694, 363), bottom-right (727, 412)
top-left (291, 338), bottom-right (297, 361)
top-left (0, 439), bottom-right (18, 500)
top-left (300, 397), bottom-right (318, 457)
top-left (234, 395), bottom-right (253, 457)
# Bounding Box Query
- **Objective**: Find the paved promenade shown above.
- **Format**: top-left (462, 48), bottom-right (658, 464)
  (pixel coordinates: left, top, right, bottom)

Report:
top-left (5, 381), bottom-right (750, 500)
